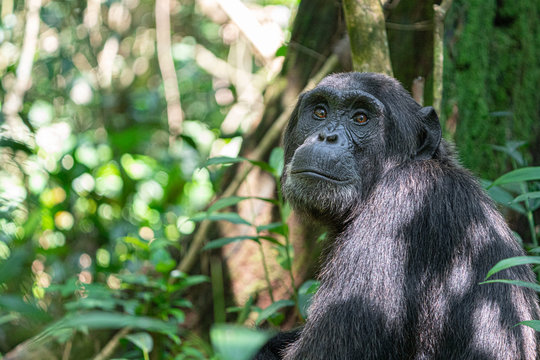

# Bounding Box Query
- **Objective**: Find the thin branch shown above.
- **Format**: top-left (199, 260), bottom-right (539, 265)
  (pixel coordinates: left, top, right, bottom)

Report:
top-left (386, 20), bottom-right (432, 31)
top-left (155, 0), bottom-right (184, 145)
top-left (92, 327), bottom-right (132, 360)
top-left (433, 0), bottom-right (453, 116)
top-left (177, 54), bottom-right (340, 274)
top-left (1, 0), bottom-right (42, 142)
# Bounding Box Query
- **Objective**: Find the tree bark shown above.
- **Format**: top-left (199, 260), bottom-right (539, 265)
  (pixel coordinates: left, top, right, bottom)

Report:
top-left (342, 0), bottom-right (393, 75)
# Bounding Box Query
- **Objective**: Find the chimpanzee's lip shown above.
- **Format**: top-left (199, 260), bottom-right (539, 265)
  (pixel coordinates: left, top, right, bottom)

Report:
top-left (291, 168), bottom-right (349, 183)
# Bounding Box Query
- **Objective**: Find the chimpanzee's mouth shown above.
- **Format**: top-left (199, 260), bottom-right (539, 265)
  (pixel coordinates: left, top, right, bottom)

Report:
top-left (291, 169), bottom-right (349, 183)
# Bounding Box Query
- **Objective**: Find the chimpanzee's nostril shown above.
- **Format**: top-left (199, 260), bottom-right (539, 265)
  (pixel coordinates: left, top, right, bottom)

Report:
top-left (318, 132), bottom-right (325, 141)
top-left (327, 134), bottom-right (338, 142)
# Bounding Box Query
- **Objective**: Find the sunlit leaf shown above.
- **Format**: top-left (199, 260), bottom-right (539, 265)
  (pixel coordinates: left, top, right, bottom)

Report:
top-left (269, 147), bottom-right (284, 177)
top-left (490, 167), bottom-right (540, 187)
top-left (123, 236), bottom-right (149, 250)
top-left (275, 45), bottom-right (288, 57)
top-left (518, 320), bottom-right (540, 331)
top-left (204, 156), bottom-right (245, 167)
top-left (484, 256), bottom-right (540, 280)
top-left (124, 332), bottom-right (154, 353)
top-left (211, 324), bottom-right (273, 360)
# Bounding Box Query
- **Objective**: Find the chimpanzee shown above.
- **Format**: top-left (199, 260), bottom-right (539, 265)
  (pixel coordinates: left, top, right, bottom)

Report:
top-left (255, 72), bottom-right (539, 359)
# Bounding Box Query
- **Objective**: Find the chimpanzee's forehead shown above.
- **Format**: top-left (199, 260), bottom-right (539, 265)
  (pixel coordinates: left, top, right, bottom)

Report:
top-left (303, 84), bottom-right (386, 115)
top-left (317, 72), bottom-right (401, 96)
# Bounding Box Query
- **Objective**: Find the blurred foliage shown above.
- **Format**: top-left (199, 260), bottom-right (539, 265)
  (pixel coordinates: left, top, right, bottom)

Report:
top-left (0, 0), bottom-right (297, 358)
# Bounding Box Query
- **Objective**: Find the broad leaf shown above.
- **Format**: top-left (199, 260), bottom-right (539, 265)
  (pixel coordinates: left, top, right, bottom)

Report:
top-left (255, 300), bottom-right (295, 326)
top-left (490, 167), bottom-right (540, 187)
top-left (124, 332), bottom-right (154, 353)
top-left (518, 320), bottom-right (540, 331)
top-left (211, 324), bottom-right (274, 360)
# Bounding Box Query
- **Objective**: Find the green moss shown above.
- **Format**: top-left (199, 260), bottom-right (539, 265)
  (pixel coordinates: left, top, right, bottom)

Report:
top-left (443, 0), bottom-right (540, 178)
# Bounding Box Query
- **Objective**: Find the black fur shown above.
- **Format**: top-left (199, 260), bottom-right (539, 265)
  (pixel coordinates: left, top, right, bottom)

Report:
top-left (255, 72), bottom-right (539, 359)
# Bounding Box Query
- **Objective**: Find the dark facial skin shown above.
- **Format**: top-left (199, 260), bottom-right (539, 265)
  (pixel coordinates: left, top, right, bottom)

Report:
top-left (255, 72), bottom-right (539, 360)
top-left (282, 86), bottom-right (387, 223)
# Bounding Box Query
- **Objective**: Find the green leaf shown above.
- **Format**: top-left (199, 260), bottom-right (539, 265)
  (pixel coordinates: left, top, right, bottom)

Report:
top-left (191, 212), bottom-right (251, 226)
top-left (255, 299), bottom-right (295, 326)
top-left (0, 249), bottom-right (29, 284)
top-left (269, 147), bottom-right (284, 177)
top-left (168, 308), bottom-right (185, 323)
top-left (0, 138), bottom-right (33, 154)
top-left (512, 191), bottom-right (540, 203)
top-left (32, 312), bottom-right (176, 344)
top-left (275, 45), bottom-right (288, 57)
top-left (479, 279), bottom-right (540, 292)
top-left (210, 324), bottom-right (274, 360)
top-left (202, 236), bottom-right (260, 251)
top-left (518, 320), bottom-right (540, 331)
top-left (180, 275), bottom-right (210, 288)
top-left (202, 236), bottom-right (281, 251)
top-left (0, 295), bottom-right (50, 321)
top-left (256, 222), bottom-right (287, 236)
top-left (203, 156), bottom-right (246, 167)
top-left (480, 180), bottom-right (526, 214)
top-left (490, 167), bottom-right (540, 187)
top-left (484, 256), bottom-right (540, 280)
top-left (236, 296), bottom-right (255, 325)
top-left (298, 280), bottom-right (319, 320)
top-left (276, 243), bottom-right (294, 270)
top-left (203, 157), bottom-right (273, 172)
top-left (150, 248), bottom-right (176, 273)
top-left (490, 142), bottom-right (525, 166)
top-left (124, 332), bottom-right (154, 353)
top-left (207, 196), bottom-right (250, 213)
top-left (123, 236), bottom-right (149, 250)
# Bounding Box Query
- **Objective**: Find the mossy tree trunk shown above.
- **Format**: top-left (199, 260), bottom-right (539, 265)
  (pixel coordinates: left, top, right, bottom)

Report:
top-left (343, 0), bottom-right (393, 75)
top-left (443, 0), bottom-right (540, 179)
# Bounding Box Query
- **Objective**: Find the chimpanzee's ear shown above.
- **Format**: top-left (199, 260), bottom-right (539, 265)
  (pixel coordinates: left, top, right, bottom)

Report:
top-left (415, 106), bottom-right (442, 160)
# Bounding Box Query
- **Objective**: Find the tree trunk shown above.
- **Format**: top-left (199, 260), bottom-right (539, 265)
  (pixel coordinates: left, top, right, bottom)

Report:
top-left (343, 0), bottom-right (393, 75)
